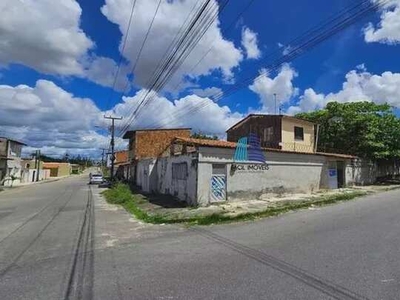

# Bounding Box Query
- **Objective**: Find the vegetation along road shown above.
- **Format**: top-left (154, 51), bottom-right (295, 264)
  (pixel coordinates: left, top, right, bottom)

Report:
top-left (0, 176), bottom-right (399, 299)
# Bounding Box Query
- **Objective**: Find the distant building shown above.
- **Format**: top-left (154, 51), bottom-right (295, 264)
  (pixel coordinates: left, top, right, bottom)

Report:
top-left (227, 114), bottom-right (316, 153)
top-left (122, 128), bottom-right (191, 182)
top-left (42, 162), bottom-right (71, 177)
top-left (21, 158), bottom-right (50, 183)
top-left (0, 137), bottom-right (27, 186)
top-left (114, 150), bottom-right (129, 180)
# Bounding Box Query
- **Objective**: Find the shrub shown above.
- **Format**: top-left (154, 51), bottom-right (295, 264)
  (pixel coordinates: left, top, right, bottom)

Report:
top-left (103, 183), bottom-right (132, 204)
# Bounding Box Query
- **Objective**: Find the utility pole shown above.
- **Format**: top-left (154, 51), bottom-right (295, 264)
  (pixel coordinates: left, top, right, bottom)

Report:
top-left (100, 148), bottom-right (107, 168)
top-left (104, 115), bottom-right (123, 180)
top-left (36, 149), bottom-right (40, 181)
top-left (273, 93), bottom-right (277, 115)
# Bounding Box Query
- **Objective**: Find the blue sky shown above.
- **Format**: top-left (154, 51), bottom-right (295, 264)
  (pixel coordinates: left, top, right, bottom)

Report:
top-left (1, 0), bottom-right (400, 157)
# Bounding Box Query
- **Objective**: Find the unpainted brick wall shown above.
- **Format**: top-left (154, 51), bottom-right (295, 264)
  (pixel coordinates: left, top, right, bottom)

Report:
top-left (135, 129), bottom-right (191, 159)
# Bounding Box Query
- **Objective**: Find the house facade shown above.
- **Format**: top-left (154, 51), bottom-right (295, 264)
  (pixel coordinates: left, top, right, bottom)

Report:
top-left (0, 137), bottom-right (27, 186)
top-left (123, 128), bottom-right (191, 182)
top-left (227, 114), bottom-right (316, 153)
top-left (42, 162), bottom-right (71, 177)
top-left (21, 159), bottom-right (50, 183)
top-left (135, 137), bottom-right (370, 206)
top-left (114, 150), bottom-right (129, 180)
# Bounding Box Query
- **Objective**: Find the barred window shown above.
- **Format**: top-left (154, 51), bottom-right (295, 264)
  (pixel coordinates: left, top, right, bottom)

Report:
top-left (172, 163), bottom-right (188, 180)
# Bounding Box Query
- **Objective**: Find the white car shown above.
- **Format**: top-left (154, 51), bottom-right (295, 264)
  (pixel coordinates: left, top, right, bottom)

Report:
top-left (89, 173), bottom-right (104, 184)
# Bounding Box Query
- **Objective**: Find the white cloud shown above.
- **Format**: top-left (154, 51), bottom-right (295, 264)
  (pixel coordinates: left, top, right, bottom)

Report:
top-left (101, 0), bottom-right (243, 90)
top-left (0, 0), bottom-right (125, 88)
top-left (0, 80), bottom-right (109, 157)
top-left (0, 79), bottom-right (244, 156)
top-left (241, 27), bottom-right (261, 59)
top-left (109, 90), bottom-right (243, 135)
top-left (287, 67), bottom-right (400, 114)
top-left (249, 64), bottom-right (299, 113)
top-left (364, 0), bottom-right (400, 44)
top-left (190, 87), bottom-right (223, 99)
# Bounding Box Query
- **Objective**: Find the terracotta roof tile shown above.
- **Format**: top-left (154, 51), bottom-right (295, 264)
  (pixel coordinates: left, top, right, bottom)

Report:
top-left (174, 137), bottom-right (357, 159)
top-left (174, 137), bottom-right (237, 148)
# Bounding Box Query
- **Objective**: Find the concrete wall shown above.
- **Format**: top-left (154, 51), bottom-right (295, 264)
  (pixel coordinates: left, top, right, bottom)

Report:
top-left (136, 158), bottom-right (157, 193)
top-left (21, 169), bottom-right (50, 183)
top-left (156, 155), bottom-right (198, 205)
top-left (2, 157), bottom-right (23, 186)
top-left (198, 147), bottom-right (325, 203)
top-left (281, 118), bottom-right (315, 153)
top-left (136, 155), bottom-right (198, 205)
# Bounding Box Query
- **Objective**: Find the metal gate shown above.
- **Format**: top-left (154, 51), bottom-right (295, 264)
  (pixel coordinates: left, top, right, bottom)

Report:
top-left (210, 175), bottom-right (226, 202)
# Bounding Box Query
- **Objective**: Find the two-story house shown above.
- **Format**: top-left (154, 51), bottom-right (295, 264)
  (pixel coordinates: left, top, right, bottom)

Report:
top-left (122, 128), bottom-right (191, 182)
top-left (0, 137), bottom-right (27, 186)
top-left (226, 114), bottom-right (316, 153)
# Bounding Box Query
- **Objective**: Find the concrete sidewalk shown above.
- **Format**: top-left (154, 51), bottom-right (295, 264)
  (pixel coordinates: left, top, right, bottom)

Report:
top-left (91, 185), bottom-right (183, 250)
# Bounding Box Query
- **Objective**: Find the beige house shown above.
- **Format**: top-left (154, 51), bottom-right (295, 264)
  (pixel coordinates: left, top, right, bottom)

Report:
top-left (226, 114), bottom-right (316, 153)
top-left (42, 162), bottom-right (71, 177)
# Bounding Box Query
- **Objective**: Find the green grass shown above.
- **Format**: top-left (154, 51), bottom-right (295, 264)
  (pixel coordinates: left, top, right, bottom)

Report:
top-left (102, 184), bottom-right (369, 226)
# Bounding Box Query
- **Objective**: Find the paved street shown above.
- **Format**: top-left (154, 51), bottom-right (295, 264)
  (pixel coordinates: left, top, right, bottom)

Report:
top-left (0, 176), bottom-right (399, 299)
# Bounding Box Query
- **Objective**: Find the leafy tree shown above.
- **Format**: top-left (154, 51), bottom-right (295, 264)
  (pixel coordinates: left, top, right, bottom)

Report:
top-left (296, 101), bottom-right (400, 160)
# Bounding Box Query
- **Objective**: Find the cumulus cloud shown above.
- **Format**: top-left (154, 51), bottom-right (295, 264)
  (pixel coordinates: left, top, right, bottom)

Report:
top-left (241, 27), bottom-right (261, 59)
top-left (287, 67), bottom-right (400, 114)
top-left (0, 79), bottom-right (244, 157)
top-left (0, 80), bottom-right (109, 157)
top-left (0, 0), bottom-right (126, 88)
top-left (364, 0), bottom-right (400, 44)
top-left (249, 64), bottom-right (299, 113)
top-left (101, 0), bottom-right (243, 90)
top-left (109, 90), bottom-right (243, 135)
top-left (190, 87), bottom-right (223, 99)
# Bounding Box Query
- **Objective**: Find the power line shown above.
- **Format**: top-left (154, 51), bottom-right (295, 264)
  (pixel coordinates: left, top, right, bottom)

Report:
top-left (105, 0), bottom-right (138, 111)
top-left (172, 0), bottom-right (258, 93)
top-left (142, 0), bottom-right (388, 130)
top-left (115, 0), bottom-right (207, 134)
top-left (118, 0), bottom-right (230, 136)
top-left (123, 0), bottom-right (163, 92)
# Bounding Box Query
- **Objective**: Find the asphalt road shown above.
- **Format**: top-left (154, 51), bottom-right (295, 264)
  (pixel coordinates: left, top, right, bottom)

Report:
top-left (0, 176), bottom-right (399, 299)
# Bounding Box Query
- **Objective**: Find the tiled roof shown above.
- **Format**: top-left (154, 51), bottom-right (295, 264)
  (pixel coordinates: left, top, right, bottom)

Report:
top-left (174, 137), bottom-right (237, 148)
top-left (174, 137), bottom-right (357, 159)
top-left (43, 162), bottom-right (70, 167)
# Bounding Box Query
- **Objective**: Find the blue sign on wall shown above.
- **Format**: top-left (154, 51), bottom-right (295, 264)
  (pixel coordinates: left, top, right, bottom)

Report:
top-left (329, 169), bottom-right (337, 177)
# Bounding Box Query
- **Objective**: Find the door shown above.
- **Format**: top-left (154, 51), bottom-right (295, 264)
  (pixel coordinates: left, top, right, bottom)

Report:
top-left (210, 164), bottom-right (227, 203)
top-left (337, 161), bottom-right (345, 188)
top-left (210, 175), bottom-right (226, 202)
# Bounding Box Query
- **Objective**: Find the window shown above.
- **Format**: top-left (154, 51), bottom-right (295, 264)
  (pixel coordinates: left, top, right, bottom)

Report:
top-left (263, 127), bottom-right (274, 142)
top-left (294, 126), bottom-right (304, 141)
top-left (172, 162), bottom-right (188, 180)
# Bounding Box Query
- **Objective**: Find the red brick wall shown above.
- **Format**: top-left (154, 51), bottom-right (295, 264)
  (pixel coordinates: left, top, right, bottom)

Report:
top-left (134, 129), bottom-right (191, 159)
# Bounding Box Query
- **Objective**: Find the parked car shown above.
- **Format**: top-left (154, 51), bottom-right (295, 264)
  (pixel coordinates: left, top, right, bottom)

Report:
top-left (89, 173), bottom-right (104, 184)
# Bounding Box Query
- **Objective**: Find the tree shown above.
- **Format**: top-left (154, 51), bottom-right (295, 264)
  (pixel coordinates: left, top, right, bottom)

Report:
top-left (296, 101), bottom-right (400, 160)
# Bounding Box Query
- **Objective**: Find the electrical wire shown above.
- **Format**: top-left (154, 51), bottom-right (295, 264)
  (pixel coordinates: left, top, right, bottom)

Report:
top-left (105, 0), bottom-right (138, 111)
top-left (142, 0), bottom-right (388, 130)
top-left (118, 0), bottom-right (230, 136)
